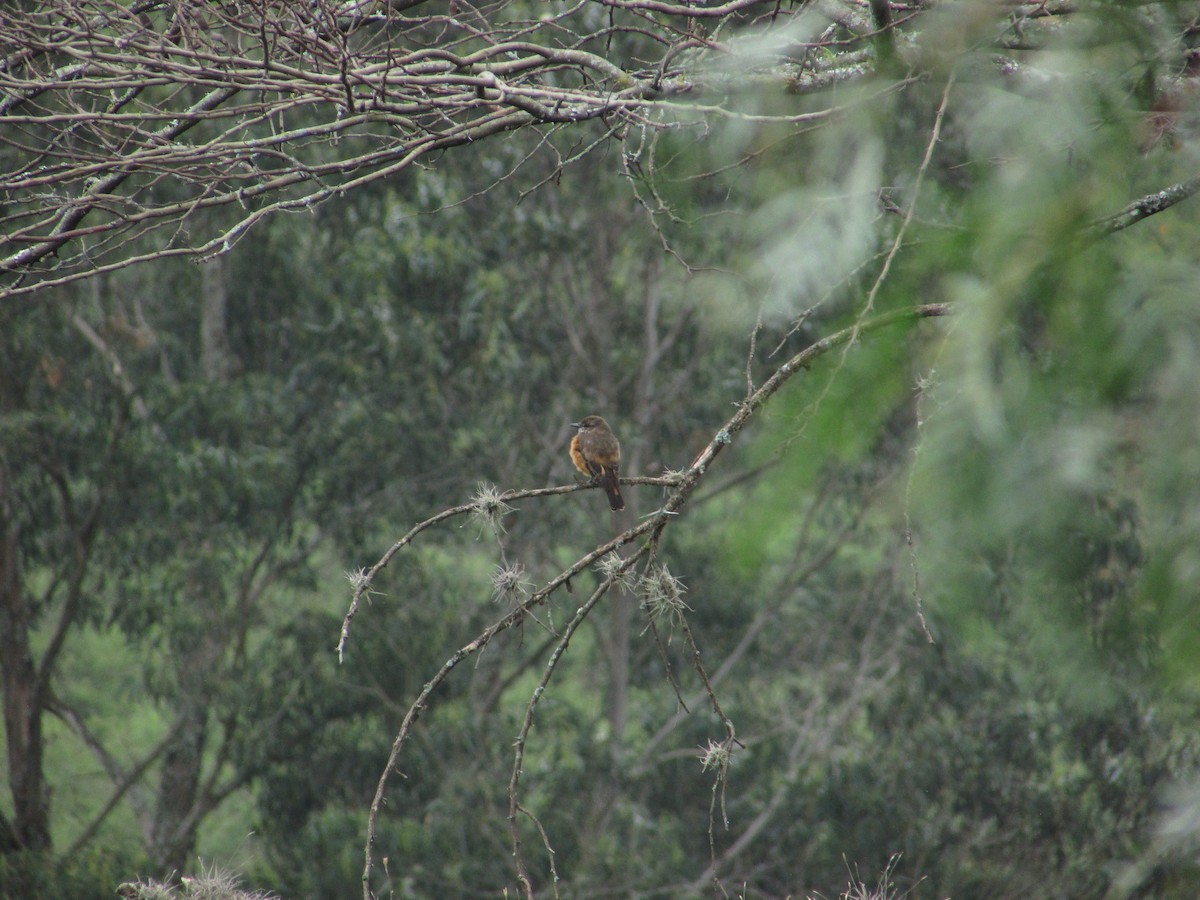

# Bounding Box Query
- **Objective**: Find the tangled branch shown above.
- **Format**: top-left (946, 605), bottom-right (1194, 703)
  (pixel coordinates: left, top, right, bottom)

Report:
top-left (0, 0), bottom-right (901, 303)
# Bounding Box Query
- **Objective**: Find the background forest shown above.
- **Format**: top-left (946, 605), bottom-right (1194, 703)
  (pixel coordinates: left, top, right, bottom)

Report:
top-left (3, 1), bottom-right (1200, 898)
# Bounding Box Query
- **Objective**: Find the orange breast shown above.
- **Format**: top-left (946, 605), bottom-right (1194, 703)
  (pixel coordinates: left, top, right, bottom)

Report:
top-left (569, 433), bottom-right (591, 476)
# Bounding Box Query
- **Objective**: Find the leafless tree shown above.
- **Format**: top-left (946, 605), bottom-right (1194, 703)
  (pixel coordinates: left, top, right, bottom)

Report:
top-left (0, 0), bottom-right (913, 303)
top-left (6, 2), bottom-right (1195, 304)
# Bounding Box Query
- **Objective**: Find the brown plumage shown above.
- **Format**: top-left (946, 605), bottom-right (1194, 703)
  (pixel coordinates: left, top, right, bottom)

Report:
top-left (569, 415), bottom-right (624, 511)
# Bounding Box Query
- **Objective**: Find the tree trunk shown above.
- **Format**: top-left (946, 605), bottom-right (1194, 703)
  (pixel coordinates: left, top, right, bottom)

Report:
top-left (605, 593), bottom-right (632, 743)
top-left (149, 697), bottom-right (207, 875)
top-left (200, 256), bottom-right (236, 383)
top-left (0, 461), bottom-right (52, 853)
top-left (146, 261), bottom-right (237, 875)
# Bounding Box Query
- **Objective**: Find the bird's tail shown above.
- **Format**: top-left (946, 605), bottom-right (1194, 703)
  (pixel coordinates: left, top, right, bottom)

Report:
top-left (602, 470), bottom-right (624, 511)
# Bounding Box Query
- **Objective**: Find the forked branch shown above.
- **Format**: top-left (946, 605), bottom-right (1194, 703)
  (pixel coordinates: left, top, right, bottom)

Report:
top-left (351, 302), bottom-right (950, 899)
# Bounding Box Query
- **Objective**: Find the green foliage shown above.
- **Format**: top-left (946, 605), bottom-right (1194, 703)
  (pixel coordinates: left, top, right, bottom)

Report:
top-left (905, 59), bottom-right (1200, 707)
top-left (0, 848), bottom-right (138, 900)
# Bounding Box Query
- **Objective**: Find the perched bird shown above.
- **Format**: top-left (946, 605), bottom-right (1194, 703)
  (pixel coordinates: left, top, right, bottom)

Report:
top-left (569, 415), bottom-right (624, 511)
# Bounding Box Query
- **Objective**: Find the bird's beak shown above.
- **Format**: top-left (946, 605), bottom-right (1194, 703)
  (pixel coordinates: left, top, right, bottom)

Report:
top-left (570, 422), bottom-right (581, 429)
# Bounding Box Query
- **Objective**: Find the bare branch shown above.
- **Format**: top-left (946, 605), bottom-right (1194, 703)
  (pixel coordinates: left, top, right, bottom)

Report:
top-left (507, 556), bottom-right (645, 898)
top-left (0, 0), bottom-right (899, 304)
top-left (353, 302), bottom-right (950, 897)
top-left (1086, 173), bottom-right (1200, 239)
top-left (337, 475), bottom-right (680, 660)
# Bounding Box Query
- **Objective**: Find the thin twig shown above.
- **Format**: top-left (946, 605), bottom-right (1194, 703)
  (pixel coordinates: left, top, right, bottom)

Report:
top-left (507, 551), bottom-right (647, 897)
top-left (851, 72), bottom-right (955, 341)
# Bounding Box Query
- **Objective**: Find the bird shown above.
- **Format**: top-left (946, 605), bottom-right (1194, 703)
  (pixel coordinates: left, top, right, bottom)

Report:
top-left (569, 415), bottom-right (624, 511)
